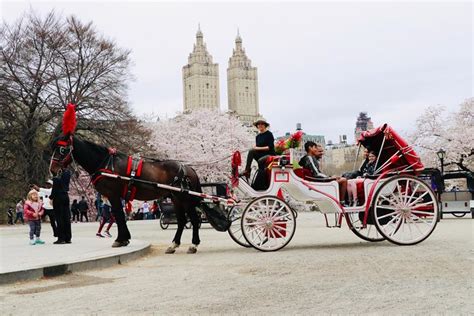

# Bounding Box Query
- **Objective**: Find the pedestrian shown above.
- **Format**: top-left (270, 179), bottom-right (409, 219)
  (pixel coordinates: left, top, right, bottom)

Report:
top-left (7, 207), bottom-right (14, 225)
top-left (96, 196), bottom-right (115, 238)
top-left (71, 199), bottom-right (80, 223)
top-left (142, 201), bottom-right (150, 220)
top-left (14, 199), bottom-right (25, 224)
top-left (124, 200), bottom-right (133, 220)
top-left (152, 200), bottom-right (161, 219)
top-left (50, 168), bottom-right (72, 244)
top-left (38, 180), bottom-right (57, 238)
top-left (24, 189), bottom-right (45, 245)
top-left (150, 200), bottom-right (159, 219)
top-left (78, 196), bottom-right (89, 222)
top-left (94, 194), bottom-right (103, 222)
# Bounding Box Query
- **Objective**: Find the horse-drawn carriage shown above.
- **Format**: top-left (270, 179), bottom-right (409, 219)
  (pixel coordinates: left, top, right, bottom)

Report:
top-left (50, 105), bottom-right (438, 252)
top-left (227, 124), bottom-right (439, 251)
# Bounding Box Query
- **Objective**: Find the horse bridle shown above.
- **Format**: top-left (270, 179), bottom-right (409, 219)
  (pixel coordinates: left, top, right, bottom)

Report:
top-left (49, 137), bottom-right (74, 174)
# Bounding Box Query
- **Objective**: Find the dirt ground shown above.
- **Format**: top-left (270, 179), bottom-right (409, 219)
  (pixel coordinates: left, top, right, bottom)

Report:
top-left (0, 213), bottom-right (472, 315)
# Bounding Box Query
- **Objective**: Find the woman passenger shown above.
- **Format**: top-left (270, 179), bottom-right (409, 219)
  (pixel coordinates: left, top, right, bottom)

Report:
top-left (348, 150), bottom-right (377, 206)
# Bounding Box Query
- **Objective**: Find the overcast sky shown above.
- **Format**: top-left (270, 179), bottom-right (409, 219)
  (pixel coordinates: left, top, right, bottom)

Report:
top-left (2, 0), bottom-right (472, 142)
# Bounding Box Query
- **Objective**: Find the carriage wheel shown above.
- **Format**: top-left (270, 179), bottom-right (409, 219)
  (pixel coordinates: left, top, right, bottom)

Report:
top-left (227, 206), bottom-right (251, 248)
top-left (159, 215), bottom-right (169, 230)
top-left (452, 212), bottom-right (466, 218)
top-left (241, 196), bottom-right (296, 252)
top-left (373, 175), bottom-right (439, 245)
top-left (344, 212), bottom-right (385, 242)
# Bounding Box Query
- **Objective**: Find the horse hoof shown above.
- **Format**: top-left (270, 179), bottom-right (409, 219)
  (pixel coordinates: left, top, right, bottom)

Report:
top-left (165, 247), bottom-right (176, 254)
top-left (112, 240), bottom-right (130, 248)
top-left (187, 246), bottom-right (197, 254)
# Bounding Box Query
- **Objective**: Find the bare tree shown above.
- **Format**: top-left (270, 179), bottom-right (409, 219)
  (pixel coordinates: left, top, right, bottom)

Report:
top-left (0, 10), bottom-right (149, 210)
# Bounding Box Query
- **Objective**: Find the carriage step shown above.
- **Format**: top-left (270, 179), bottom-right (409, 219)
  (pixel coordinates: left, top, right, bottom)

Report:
top-left (323, 214), bottom-right (343, 228)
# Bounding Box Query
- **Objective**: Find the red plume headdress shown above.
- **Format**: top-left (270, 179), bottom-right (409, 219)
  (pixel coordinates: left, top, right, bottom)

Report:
top-left (62, 103), bottom-right (77, 136)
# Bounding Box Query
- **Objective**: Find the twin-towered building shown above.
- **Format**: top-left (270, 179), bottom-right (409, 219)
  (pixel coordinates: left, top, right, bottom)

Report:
top-left (182, 27), bottom-right (260, 126)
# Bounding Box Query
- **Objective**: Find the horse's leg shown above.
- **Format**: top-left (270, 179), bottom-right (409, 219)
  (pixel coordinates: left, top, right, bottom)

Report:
top-left (165, 202), bottom-right (186, 254)
top-left (186, 204), bottom-right (201, 254)
top-left (110, 197), bottom-right (131, 248)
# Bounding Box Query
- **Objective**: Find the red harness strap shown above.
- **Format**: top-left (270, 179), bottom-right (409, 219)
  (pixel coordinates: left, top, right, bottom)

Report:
top-left (122, 156), bottom-right (144, 201)
top-left (92, 168), bottom-right (118, 186)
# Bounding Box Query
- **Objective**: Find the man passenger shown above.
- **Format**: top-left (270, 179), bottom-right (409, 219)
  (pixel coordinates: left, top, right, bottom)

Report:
top-left (299, 141), bottom-right (348, 205)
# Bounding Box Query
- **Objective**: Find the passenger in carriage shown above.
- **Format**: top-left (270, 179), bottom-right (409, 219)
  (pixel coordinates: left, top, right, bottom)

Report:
top-left (347, 150), bottom-right (378, 206)
top-left (299, 141), bottom-right (348, 205)
top-left (362, 151), bottom-right (377, 176)
top-left (343, 147), bottom-right (369, 179)
top-left (241, 119), bottom-right (275, 180)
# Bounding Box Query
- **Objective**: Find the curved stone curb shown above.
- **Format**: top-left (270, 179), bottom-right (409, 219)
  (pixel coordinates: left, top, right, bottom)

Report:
top-left (0, 242), bottom-right (151, 285)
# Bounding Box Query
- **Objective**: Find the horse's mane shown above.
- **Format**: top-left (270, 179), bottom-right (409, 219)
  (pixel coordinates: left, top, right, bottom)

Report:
top-left (79, 138), bottom-right (127, 159)
top-left (79, 138), bottom-right (165, 163)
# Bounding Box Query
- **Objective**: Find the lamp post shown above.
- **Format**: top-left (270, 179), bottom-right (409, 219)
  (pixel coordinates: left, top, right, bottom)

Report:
top-left (436, 148), bottom-right (446, 175)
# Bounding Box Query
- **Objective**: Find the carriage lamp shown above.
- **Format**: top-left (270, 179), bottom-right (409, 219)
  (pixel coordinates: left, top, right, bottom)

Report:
top-left (436, 148), bottom-right (446, 175)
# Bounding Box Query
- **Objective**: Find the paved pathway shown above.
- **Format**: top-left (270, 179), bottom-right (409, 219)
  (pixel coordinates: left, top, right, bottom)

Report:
top-left (0, 221), bottom-right (150, 284)
top-left (0, 214), bottom-right (472, 314)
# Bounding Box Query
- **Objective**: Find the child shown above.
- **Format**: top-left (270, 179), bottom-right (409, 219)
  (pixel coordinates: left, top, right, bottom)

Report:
top-left (24, 189), bottom-right (45, 245)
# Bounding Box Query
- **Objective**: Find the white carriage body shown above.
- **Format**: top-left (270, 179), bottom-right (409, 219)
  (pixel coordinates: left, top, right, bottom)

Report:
top-left (236, 164), bottom-right (379, 214)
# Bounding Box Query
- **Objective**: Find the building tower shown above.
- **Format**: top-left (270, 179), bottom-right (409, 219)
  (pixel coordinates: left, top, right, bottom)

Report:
top-left (227, 31), bottom-right (260, 126)
top-left (354, 112), bottom-right (374, 141)
top-left (182, 26), bottom-right (220, 111)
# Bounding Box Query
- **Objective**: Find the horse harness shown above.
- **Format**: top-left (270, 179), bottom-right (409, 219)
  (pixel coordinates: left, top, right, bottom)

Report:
top-left (92, 148), bottom-right (191, 202)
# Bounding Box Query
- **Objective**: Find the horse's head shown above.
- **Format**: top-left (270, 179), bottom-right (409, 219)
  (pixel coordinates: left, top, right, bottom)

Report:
top-left (50, 103), bottom-right (77, 176)
top-left (49, 134), bottom-right (74, 176)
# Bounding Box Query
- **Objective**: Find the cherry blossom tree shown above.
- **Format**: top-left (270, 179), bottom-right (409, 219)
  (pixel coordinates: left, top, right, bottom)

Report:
top-left (147, 110), bottom-right (254, 183)
top-left (410, 98), bottom-right (473, 171)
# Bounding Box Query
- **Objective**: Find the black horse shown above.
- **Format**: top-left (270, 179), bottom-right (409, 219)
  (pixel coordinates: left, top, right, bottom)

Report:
top-left (50, 134), bottom-right (203, 253)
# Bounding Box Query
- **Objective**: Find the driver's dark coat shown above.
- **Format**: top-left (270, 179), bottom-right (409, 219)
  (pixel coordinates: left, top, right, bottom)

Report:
top-left (50, 169), bottom-right (71, 199)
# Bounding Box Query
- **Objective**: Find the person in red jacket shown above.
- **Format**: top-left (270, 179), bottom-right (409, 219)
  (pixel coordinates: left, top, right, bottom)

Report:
top-left (24, 189), bottom-right (45, 245)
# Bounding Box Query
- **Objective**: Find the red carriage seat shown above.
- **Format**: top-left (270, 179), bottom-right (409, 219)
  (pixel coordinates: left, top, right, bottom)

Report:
top-left (355, 179), bottom-right (366, 205)
top-left (293, 168), bottom-right (336, 183)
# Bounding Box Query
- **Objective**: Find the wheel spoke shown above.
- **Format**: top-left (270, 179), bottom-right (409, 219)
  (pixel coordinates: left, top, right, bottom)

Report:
top-left (403, 179), bottom-right (410, 204)
top-left (378, 194), bottom-right (395, 205)
top-left (407, 191), bottom-right (429, 207)
top-left (408, 216), bottom-right (425, 235)
top-left (273, 226), bottom-right (286, 238)
top-left (270, 206), bottom-right (287, 219)
top-left (381, 213), bottom-right (401, 235)
top-left (395, 183), bottom-right (404, 204)
top-left (406, 182), bottom-right (420, 204)
top-left (375, 210), bottom-right (398, 220)
top-left (411, 210), bottom-right (435, 216)
top-left (375, 205), bottom-right (399, 211)
top-left (272, 213), bottom-right (291, 221)
top-left (406, 219), bottom-right (414, 241)
top-left (410, 213), bottom-right (434, 226)
top-left (410, 201), bottom-right (434, 209)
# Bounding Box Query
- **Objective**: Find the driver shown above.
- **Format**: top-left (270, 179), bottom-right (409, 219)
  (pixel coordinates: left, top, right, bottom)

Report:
top-left (299, 141), bottom-right (348, 205)
top-left (241, 119), bottom-right (275, 180)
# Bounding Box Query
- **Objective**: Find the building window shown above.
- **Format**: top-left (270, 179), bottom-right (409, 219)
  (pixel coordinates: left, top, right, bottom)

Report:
top-left (206, 83), bottom-right (209, 89)
top-left (189, 85), bottom-right (191, 90)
